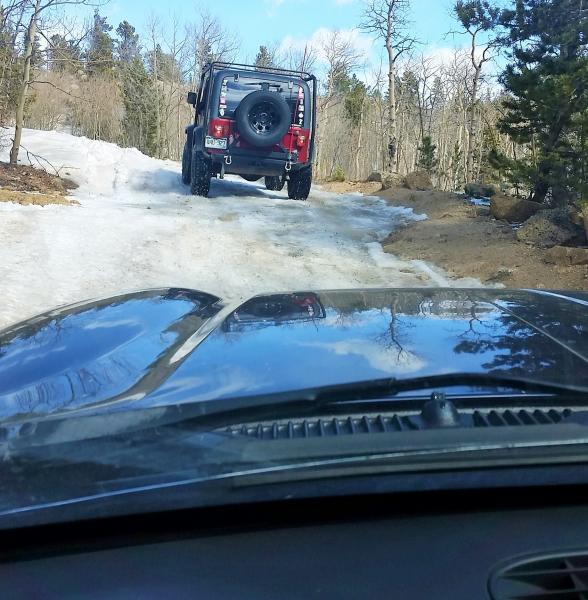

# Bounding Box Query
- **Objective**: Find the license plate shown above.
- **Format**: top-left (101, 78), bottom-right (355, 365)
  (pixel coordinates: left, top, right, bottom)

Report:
top-left (205, 136), bottom-right (227, 150)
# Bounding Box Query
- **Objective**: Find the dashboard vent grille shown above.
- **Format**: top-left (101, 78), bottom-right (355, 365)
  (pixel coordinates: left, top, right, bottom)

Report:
top-left (489, 551), bottom-right (588, 599)
top-left (473, 408), bottom-right (571, 428)
top-left (226, 415), bottom-right (419, 440)
top-left (226, 409), bottom-right (572, 440)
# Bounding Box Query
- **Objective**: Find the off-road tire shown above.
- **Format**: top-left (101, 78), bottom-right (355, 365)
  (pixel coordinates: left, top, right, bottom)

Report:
top-left (190, 151), bottom-right (211, 197)
top-left (235, 90), bottom-right (291, 147)
top-left (287, 166), bottom-right (312, 200)
top-left (181, 142), bottom-right (191, 185)
top-left (265, 175), bottom-right (285, 191)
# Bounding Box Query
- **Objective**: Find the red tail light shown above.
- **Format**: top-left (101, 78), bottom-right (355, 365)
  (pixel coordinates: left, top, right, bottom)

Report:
top-left (208, 118), bottom-right (232, 138)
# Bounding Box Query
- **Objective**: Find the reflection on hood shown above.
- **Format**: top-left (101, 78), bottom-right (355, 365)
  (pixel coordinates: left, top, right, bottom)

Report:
top-left (0, 287), bottom-right (587, 423)
top-left (299, 339), bottom-right (426, 375)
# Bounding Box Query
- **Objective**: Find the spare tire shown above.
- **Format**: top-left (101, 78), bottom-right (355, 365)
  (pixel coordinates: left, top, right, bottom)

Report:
top-left (235, 90), bottom-right (291, 147)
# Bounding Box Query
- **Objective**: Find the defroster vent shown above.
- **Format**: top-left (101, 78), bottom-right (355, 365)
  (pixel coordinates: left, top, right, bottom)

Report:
top-left (489, 550), bottom-right (588, 600)
top-left (225, 408), bottom-right (572, 440)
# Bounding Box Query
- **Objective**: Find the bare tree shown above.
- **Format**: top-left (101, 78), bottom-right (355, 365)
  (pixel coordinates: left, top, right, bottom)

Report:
top-left (320, 30), bottom-right (363, 110)
top-left (146, 14), bottom-right (162, 158)
top-left (452, 0), bottom-right (499, 181)
top-left (316, 29), bottom-right (363, 177)
top-left (186, 9), bottom-right (239, 88)
top-left (360, 0), bottom-right (418, 171)
top-left (8, 0), bottom-right (98, 164)
top-left (280, 43), bottom-right (317, 74)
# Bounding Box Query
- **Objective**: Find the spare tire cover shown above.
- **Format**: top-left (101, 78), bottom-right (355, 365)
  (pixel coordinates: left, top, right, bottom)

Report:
top-left (235, 90), bottom-right (292, 147)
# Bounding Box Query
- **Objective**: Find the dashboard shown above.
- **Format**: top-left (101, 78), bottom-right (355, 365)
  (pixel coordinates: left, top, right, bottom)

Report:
top-left (2, 485), bottom-right (588, 599)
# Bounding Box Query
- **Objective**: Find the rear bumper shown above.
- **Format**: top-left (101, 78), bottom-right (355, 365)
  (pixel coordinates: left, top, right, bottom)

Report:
top-left (205, 150), bottom-right (309, 177)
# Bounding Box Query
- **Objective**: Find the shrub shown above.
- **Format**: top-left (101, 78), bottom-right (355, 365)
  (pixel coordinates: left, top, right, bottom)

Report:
top-left (331, 165), bottom-right (345, 182)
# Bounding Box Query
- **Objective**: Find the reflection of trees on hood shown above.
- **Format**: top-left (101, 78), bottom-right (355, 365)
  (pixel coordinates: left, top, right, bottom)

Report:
top-left (374, 301), bottom-right (415, 362)
top-left (453, 295), bottom-right (588, 381)
top-left (0, 289), bottom-right (218, 421)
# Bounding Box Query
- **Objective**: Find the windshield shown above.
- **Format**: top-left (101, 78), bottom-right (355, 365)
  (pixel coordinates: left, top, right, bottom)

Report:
top-left (0, 0), bottom-right (586, 529)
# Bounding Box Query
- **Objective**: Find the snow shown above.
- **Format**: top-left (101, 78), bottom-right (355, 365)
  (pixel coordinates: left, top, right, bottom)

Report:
top-left (469, 196), bottom-right (491, 207)
top-left (0, 129), bottom-right (482, 330)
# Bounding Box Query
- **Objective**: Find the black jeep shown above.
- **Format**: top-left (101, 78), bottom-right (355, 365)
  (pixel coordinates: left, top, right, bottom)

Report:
top-left (182, 62), bottom-right (317, 200)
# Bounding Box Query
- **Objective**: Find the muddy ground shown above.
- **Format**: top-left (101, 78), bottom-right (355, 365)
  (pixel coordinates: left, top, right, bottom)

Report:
top-left (322, 181), bottom-right (588, 290)
top-left (0, 162), bottom-right (77, 205)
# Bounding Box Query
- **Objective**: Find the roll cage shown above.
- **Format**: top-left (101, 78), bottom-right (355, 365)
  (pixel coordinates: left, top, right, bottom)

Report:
top-left (194, 61), bottom-right (318, 164)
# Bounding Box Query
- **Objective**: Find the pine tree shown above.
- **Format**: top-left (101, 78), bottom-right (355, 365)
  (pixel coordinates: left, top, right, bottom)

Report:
top-left (417, 136), bottom-right (439, 175)
top-left (114, 21), bottom-right (158, 156)
top-left (254, 45), bottom-right (274, 68)
top-left (146, 44), bottom-right (180, 82)
top-left (120, 55), bottom-right (158, 155)
top-left (344, 75), bottom-right (367, 127)
top-left (115, 21), bottom-right (140, 64)
top-left (47, 34), bottom-right (81, 72)
top-left (87, 10), bottom-right (114, 75)
top-left (496, 0), bottom-right (588, 204)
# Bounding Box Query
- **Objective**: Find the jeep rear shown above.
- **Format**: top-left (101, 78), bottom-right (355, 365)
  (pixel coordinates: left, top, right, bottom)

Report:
top-left (182, 62), bottom-right (317, 200)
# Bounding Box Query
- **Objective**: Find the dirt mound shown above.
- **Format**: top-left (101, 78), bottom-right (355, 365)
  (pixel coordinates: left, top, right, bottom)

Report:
top-left (516, 209), bottom-right (586, 248)
top-left (0, 162), bottom-right (77, 195)
top-left (380, 189), bottom-right (588, 288)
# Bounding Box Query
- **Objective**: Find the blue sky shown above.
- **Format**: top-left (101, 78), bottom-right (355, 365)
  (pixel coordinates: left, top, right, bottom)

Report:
top-left (98, 0), bottom-right (463, 66)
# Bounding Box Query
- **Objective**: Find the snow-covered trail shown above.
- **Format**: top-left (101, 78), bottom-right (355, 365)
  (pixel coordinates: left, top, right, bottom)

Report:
top-left (0, 129), bottom-right (480, 329)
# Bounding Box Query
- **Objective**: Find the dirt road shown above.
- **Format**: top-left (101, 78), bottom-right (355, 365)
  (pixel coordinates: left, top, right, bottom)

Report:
top-left (0, 129), bottom-right (481, 329)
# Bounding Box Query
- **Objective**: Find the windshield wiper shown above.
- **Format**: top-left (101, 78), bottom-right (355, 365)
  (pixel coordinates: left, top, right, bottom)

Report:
top-left (5, 373), bottom-right (586, 451)
top-left (186, 372), bottom-right (588, 429)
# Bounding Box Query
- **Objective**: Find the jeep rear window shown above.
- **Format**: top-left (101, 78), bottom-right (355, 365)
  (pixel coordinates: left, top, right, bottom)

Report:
top-left (215, 76), bottom-right (309, 127)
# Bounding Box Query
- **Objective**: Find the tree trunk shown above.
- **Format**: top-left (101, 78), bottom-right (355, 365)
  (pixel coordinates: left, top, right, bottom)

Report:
top-left (152, 44), bottom-right (161, 159)
top-left (466, 62), bottom-right (481, 181)
top-left (355, 98), bottom-right (365, 179)
top-left (9, 0), bottom-right (41, 165)
top-left (530, 107), bottom-right (570, 203)
top-left (386, 41), bottom-right (396, 172)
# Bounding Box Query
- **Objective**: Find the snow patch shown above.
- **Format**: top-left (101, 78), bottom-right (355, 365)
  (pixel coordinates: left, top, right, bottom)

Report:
top-left (0, 128), bottom-right (484, 329)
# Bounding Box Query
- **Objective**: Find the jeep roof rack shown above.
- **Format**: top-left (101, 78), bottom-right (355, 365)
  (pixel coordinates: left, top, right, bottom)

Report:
top-left (205, 61), bottom-right (315, 82)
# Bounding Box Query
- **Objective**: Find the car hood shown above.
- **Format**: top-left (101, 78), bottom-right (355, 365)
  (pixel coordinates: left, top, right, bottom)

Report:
top-left (0, 287), bottom-right (587, 423)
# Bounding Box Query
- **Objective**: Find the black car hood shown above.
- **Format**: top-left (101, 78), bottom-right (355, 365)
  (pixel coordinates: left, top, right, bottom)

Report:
top-left (0, 287), bottom-right (587, 423)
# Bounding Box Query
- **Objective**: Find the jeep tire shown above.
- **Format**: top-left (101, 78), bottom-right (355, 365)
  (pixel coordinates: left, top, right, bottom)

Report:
top-left (287, 166), bottom-right (312, 200)
top-left (190, 151), bottom-right (211, 197)
top-left (181, 141), bottom-right (191, 185)
top-left (235, 90), bottom-right (291, 147)
top-left (265, 175), bottom-right (285, 191)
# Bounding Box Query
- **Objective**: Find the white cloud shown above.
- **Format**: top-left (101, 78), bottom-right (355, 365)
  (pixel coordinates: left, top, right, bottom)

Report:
top-left (279, 27), bottom-right (373, 65)
top-left (300, 339), bottom-right (426, 375)
top-left (265, 0), bottom-right (285, 17)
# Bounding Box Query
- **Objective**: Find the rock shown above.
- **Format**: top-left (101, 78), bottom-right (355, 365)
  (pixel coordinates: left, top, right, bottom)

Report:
top-left (474, 206), bottom-right (491, 217)
top-left (380, 172), bottom-right (405, 190)
top-left (490, 194), bottom-right (541, 223)
top-left (486, 267), bottom-right (513, 282)
top-left (464, 182), bottom-right (497, 198)
top-left (544, 246), bottom-right (588, 266)
top-left (366, 171), bottom-right (382, 183)
top-left (569, 206), bottom-right (584, 227)
top-left (516, 208), bottom-right (586, 248)
top-left (404, 171), bottom-right (432, 191)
